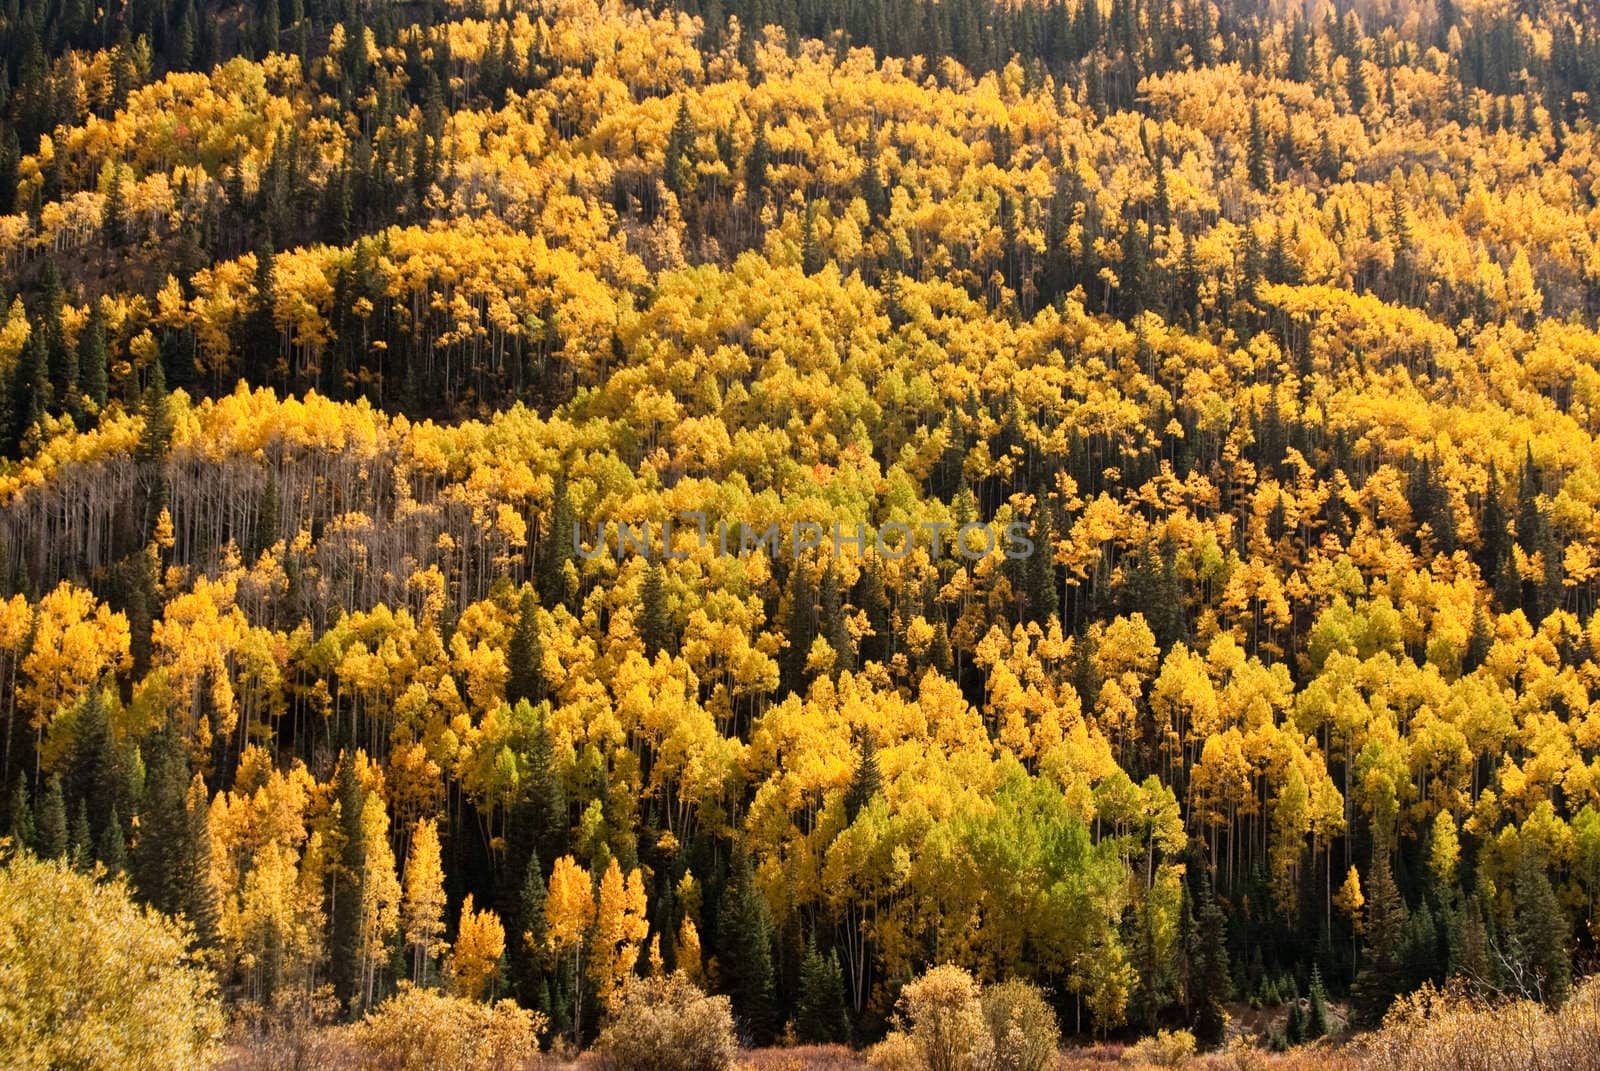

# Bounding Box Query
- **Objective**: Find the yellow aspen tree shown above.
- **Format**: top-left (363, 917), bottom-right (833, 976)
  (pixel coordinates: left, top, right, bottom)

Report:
top-left (590, 857), bottom-right (650, 1009)
top-left (403, 817), bottom-right (448, 986)
top-left (449, 894), bottom-right (507, 1001)
top-left (546, 854), bottom-right (595, 1041)
top-left (356, 792), bottom-right (401, 1013)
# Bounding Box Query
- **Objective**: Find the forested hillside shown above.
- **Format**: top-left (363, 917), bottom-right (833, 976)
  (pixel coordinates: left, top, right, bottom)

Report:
top-left (3, 0), bottom-right (1600, 1060)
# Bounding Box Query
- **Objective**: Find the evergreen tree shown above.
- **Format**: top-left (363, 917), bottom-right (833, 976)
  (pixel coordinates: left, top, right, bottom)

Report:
top-left (99, 806), bottom-right (127, 875)
top-left (8, 779), bottom-right (34, 852)
top-left (1510, 849), bottom-right (1571, 1005)
top-left (639, 561), bottom-right (672, 660)
top-left (513, 849), bottom-right (551, 1015)
top-left (794, 938), bottom-right (850, 1044)
top-left (1307, 966), bottom-right (1329, 1038)
top-left (132, 728), bottom-right (187, 913)
top-left (507, 588), bottom-right (545, 705)
top-left (69, 798), bottom-right (92, 870)
top-left (1247, 101), bottom-right (1271, 191)
top-left (78, 305), bottom-right (109, 411)
top-left (801, 200), bottom-right (825, 276)
top-left (6, 327), bottom-right (49, 455)
top-left (665, 95), bottom-right (696, 197)
top-left (746, 119), bottom-right (771, 208)
top-left (842, 733), bottom-right (882, 824)
top-left (717, 853), bottom-right (776, 1045)
top-left (538, 478), bottom-right (576, 608)
top-left (1352, 840), bottom-right (1407, 1024)
top-left (819, 564), bottom-right (854, 676)
top-left (36, 774), bottom-right (68, 860)
top-left (1193, 873), bottom-right (1231, 1050)
top-left (182, 773), bottom-right (219, 947)
top-left (330, 752), bottom-right (366, 1010)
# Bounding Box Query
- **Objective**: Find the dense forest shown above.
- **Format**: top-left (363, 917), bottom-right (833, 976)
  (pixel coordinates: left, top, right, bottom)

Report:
top-left (4, 0), bottom-right (1600, 1062)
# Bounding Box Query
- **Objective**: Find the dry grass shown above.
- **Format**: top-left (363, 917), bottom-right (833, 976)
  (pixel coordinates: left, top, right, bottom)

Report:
top-left (223, 976), bottom-right (1600, 1071)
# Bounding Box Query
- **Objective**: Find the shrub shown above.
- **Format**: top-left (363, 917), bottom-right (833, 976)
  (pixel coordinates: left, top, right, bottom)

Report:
top-left (894, 965), bottom-right (993, 1071)
top-left (343, 986), bottom-right (544, 1071)
top-left (981, 979), bottom-right (1060, 1071)
top-left (1121, 1028), bottom-right (1197, 1068)
top-left (0, 850), bottom-right (224, 1071)
top-left (867, 1032), bottom-right (927, 1071)
top-left (595, 971), bottom-right (739, 1071)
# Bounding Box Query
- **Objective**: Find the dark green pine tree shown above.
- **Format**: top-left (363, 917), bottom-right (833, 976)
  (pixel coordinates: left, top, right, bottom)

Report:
top-left (639, 561), bottom-right (672, 660)
top-left (241, 243), bottom-right (280, 385)
top-left (1346, 48), bottom-right (1371, 113)
top-left (819, 564), bottom-right (854, 676)
top-left (38, 273), bottom-right (76, 420)
top-left (861, 128), bottom-right (890, 224)
top-left (8, 779), bottom-right (34, 851)
top-left (537, 478), bottom-right (576, 608)
top-left (1247, 101), bottom-right (1271, 191)
top-left (99, 805), bottom-right (127, 875)
top-left (801, 200), bottom-right (825, 276)
top-left (330, 752), bottom-right (366, 1011)
top-left (1511, 849), bottom-right (1571, 1005)
top-left (69, 798), bottom-right (92, 870)
top-left (507, 588), bottom-right (545, 705)
top-left (78, 305), bottom-right (109, 412)
top-left (524, 706), bottom-right (568, 868)
top-left (132, 728), bottom-right (188, 913)
top-left (182, 772), bottom-right (219, 947)
top-left (1192, 873), bottom-right (1231, 1050)
top-left (1285, 999), bottom-right (1306, 1045)
top-left (745, 120), bottom-right (771, 208)
top-left (1480, 461), bottom-right (1508, 582)
top-left (717, 853), bottom-right (777, 1045)
top-left (1023, 508), bottom-right (1059, 625)
top-left (794, 938), bottom-right (850, 1044)
top-left (779, 563), bottom-right (818, 697)
top-left (36, 774), bottom-right (68, 860)
top-left (842, 733), bottom-right (882, 824)
top-left (1352, 839), bottom-right (1407, 1024)
top-left (1307, 965), bottom-right (1329, 1038)
top-left (512, 849), bottom-right (551, 1016)
top-left (135, 359), bottom-right (173, 539)
top-left (6, 326), bottom-right (50, 455)
top-left (665, 95), bottom-right (696, 197)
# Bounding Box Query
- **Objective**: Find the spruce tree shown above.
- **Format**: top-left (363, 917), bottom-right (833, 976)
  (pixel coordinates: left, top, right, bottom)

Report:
top-left (746, 120), bottom-right (771, 208)
top-left (1511, 850), bottom-right (1571, 1005)
top-left (794, 938), bottom-right (850, 1044)
top-left (506, 588), bottom-right (544, 705)
top-left (6, 327), bottom-right (49, 455)
top-left (36, 774), bottom-right (68, 860)
top-left (1193, 873), bottom-right (1231, 1050)
top-left (99, 806), bottom-right (127, 875)
top-left (1247, 101), bottom-right (1271, 191)
top-left (639, 561), bottom-right (671, 660)
top-left (717, 853), bottom-right (777, 1045)
top-left (78, 305), bottom-right (109, 411)
top-left (538, 478), bottom-right (576, 608)
top-left (8, 779), bottom-right (34, 851)
top-left (842, 733), bottom-right (882, 824)
top-left (1352, 839), bottom-right (1407, 1024)
top-left (69, 798), bottom-right (92, 869)
top-left (330, 752), bottom-right (366, 1010)
top-left (513, 849), bottom-right (551, 1015)
top-left (1307, 966), bottom-right (1329, 1038)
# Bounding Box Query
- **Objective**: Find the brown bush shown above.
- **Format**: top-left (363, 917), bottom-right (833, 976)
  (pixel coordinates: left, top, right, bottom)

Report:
top-left (595, 971), bottom-right (739, 1071)
top-left (981, 980), bottom-right (1060, 1071)
top-left (341, 986), bottom-right (544, 1071)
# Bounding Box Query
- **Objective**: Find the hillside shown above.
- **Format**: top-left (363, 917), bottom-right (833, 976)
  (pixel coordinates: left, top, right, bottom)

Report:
top-left (2, 0), bottom-right (1600, 1066)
